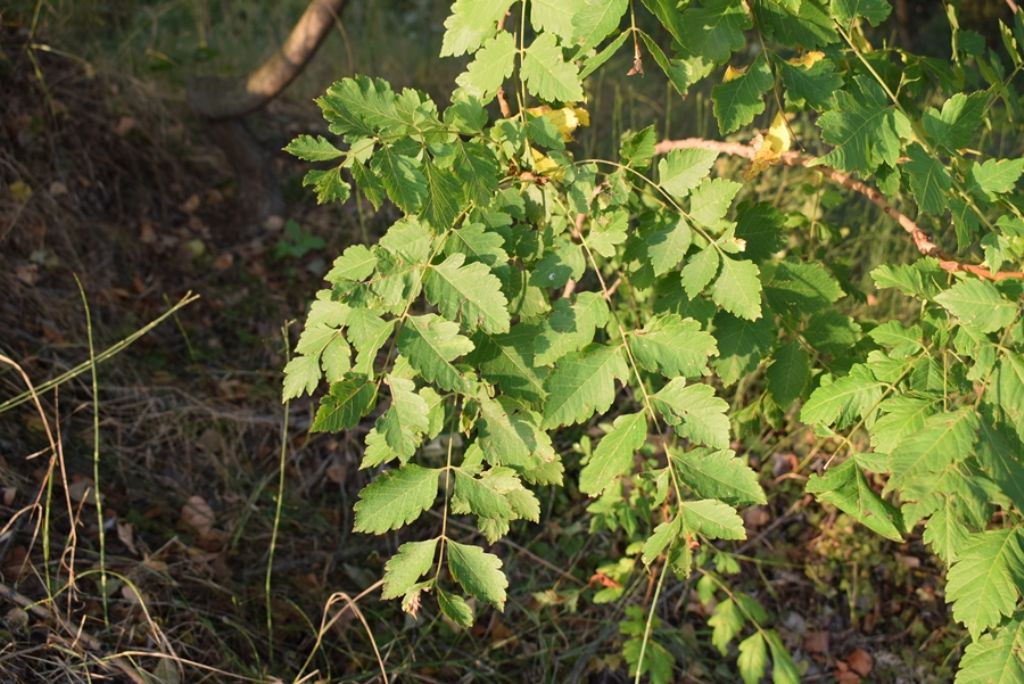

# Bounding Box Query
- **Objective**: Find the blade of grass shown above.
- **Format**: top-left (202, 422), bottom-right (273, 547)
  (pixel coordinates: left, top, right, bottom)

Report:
top-left (74, 275), bottom-right (108, 627)
top-left (266, 321), bottom-right (292, 660)
top-left (0, 291), bottom-right (200, 414)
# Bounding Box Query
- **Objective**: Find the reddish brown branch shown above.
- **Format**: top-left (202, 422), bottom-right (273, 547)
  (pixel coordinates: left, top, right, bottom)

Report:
top-left (654, 138), bottom-right (1024, 282)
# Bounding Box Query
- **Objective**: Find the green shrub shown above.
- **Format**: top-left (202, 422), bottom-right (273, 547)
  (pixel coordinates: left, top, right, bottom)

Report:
top-left (285, 2), bottom-right (1024, 680)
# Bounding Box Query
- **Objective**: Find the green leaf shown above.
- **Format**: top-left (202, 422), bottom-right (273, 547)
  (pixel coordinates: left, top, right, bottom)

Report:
top-left (639, 0), bottom-right (686, 44)
top-left (806, 460), bottom-right (905, 541)
top-left (904, 143), bottom-right (951, 214)
top-left (311, 377), bottom-right (377, 433)
top-left (712, 56), bottom-right (773, 134)
top-left (923, 91), bottom-right (987, 151)
top-left (378, 374), bottom-right (430, 459)
top-left (542, 345), bottom-right (628, 428)
top-left (779, 57), bottom-right (843, 111)
top-left (955, 619), bottom-right (1024, 684)
top-left (285, 134), bottom-right (343, 162)
top-left (935, 279), bottom-right (1019, 334)
top-left (353, 464), bottom-right (440, 533)
top-left (471, 327), bottom-right (548, 405)
top-left (446, 540), bottom-right (508, 610)
top-left (683, 499), bottom-right (746, 540)
top-left (522, 33), bottom-right (585, 103)
top-left (422, 160), bottom-right (464, 232)
top-left (946, 530), bottom-right (1024, 639)
top-left (425, 254), bottom-right (511, 334)
top-left (373, 144), bottom-right (427, 213)
top-left (644, 217), bottom-right (694, 276)
top-left (817, 76), bottom-right (909, 173)
top-left (737, 633), bottom-right (768, 684)
top-left (620, 125), bottom-right (657, 168)
top-left (977, 417), bottom-right (1024, 512)
top-left (831, 0), bottom-right (892, 26)
top-left (572, 0), bottom-right (629, 49)
top-left (317, 76), bottom-right (401, 139)
top-left (871, 258), bottom-right (946, 300)
top-left (455, 32), bottom-right (517, 101)
top-left (689, 178), bottom-right (741, 228)
top-left (658, 149), bottom-right (720, 199)
top-left (681, 247), bottom-right (721, 299)
top-left (756, 0), bottom-right (838, 48)
top-left (889, 409), bottom-right (979, 487)
top-left (870, 395), bottom-right (938, 454)
top-left (533, 292), bottom-right (608, 366)
top-left (713, 257), bottom-right (762, 320)
top-left (477, 397), bottom-right (559, 476)
top-left (441, 0), bottom-right (514, 57)
top-left (641, 515), bottom-right (682, 565)
top-left (988, 353), bottom-right (1024, 443)
top-left (347, 308), bottom-right (395, 375)
top-left (767, 341), bottom-right (810, 407)
top-left (765, 630), bottom-right (800, 684)
top-left (673, 448), bottom-right (766, 505)
top-left (446, 223), bottom-right (508, 267)
top-left (631, 314), bottom-right (718, 379)
top-left (530, 0), bottom-right (582, 41)
top-left (580, 412), bottom-right (648, 495)
top-left (713, 313), bottom-right (774, 386)
top-left (580, 29), bottom-right (630, 79)
top-left (922, 496), bottom-right (972, 563)
top-left (303, 167), bottom-right (351, 205)
top-left (453, 469), bottom-right (513, 519)
top-left (678, 0), bottom-right (751, 63)
top-left (801, 365), bottom-right (885, 428)
top-left (437, 587), bottom-right (474, 627)
top-left (453, 466), bottom-right (540, 539)
top-left (283, 354), bottom-right (323, 401)
top-left (327, 245), bottom-right (377, 284)
top-left (382, 539), bottom-right (438, 599)
top-left (763, 259), bottom-right (844, 317)
top-left (969, 158), bottom-right (1024, 201)
top-left (653, 379), bottom-right (730, 449)
top-left (397, 314), bottom-right (475, 392)
top-left (638, 30), bottom-right (709, 95)
top-left (453, 140), bottom-right (501, 206)
top-left (708, 597), bottom-right (745, 653)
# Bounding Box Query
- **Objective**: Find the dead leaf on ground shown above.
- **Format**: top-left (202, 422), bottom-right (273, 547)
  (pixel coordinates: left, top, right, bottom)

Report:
top-left (121, 583), bottom-right (145, 605)
top-left (803, 630), bottom-right (829, 654)
top-left (113, 116), bottom-right (135, 136)
top-left (117, 521), bottom-right (138, 555)
top-left (15, 263), bottom-right (39, 286)
top-left (847, 648), bottom-right (873, 676)
top-left (67, 475), bottom-right (96, 505)
top-left (180, 495), bottom-right (215, 538)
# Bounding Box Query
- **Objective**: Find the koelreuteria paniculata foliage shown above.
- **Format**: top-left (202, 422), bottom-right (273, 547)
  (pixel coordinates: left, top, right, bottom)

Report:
top-left (285, 1), bottom-right (1024, 680)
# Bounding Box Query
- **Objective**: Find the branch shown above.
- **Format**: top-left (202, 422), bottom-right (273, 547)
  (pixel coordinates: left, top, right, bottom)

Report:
top-left (655, 138), bottom-right (1024, 282)
top-left (189, 0), bottom-right (346, 120)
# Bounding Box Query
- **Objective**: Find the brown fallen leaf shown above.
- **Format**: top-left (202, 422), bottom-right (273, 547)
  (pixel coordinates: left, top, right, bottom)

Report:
top-left (117, 521), bottom-right (138, 556)
top-left (803, 630), bottom-right (830, 654)
top-left (180, 495), bottom-right (215, 539)
top-left (847, 648), bottom-right (873, 677)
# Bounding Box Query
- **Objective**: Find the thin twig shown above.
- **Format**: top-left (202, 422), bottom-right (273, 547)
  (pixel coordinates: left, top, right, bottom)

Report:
top-left (654, 138), bottom-right (1024, 281)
